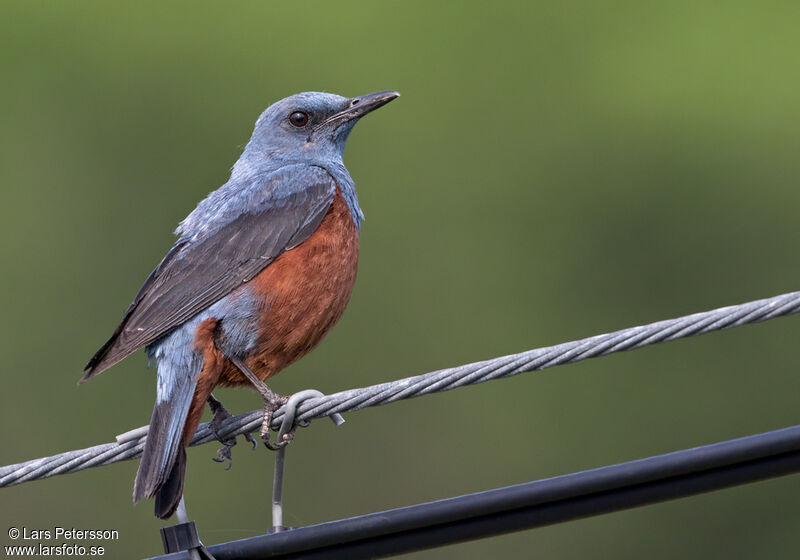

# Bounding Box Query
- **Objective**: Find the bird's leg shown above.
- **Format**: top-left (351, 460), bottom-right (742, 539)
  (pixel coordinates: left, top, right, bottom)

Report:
top-left (228, 356), bottom-right (289, 450)
top-left (207, 393), bottom-right (257, 469)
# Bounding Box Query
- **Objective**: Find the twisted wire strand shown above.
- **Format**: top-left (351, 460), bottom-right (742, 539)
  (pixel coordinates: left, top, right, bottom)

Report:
top-left (2, 290), bottom-right (799, 489)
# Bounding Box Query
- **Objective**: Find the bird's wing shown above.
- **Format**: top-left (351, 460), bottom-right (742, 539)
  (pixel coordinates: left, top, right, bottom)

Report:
top-left (82, 166), bottom-right (337, 381)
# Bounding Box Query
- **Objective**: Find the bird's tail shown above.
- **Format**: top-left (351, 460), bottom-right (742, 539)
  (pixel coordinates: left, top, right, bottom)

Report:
top-left (134, 319), bottom-right (225, 519)
top-left (133, 354), bottom-right (200, 519)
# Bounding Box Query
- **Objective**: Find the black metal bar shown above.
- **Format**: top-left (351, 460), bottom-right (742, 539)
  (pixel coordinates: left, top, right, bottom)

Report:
top-left (146, 424), bottom-right (800, 560)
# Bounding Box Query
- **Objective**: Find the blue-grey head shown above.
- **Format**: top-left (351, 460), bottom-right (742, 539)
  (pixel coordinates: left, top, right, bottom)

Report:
top-left (241, 90), bottom-right (400, 165)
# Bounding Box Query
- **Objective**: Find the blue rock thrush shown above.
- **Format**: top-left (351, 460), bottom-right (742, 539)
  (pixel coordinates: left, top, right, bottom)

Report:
top-left (81, 90), bottom-right (400, 519)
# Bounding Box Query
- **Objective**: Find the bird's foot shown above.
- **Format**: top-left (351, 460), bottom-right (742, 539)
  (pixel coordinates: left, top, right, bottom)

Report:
top-left (208, 394), bottom-right (256, 470)
top-left (225, 355), bottom-right (290, 451)
top-left (259, 391), bottom-right (290, 451)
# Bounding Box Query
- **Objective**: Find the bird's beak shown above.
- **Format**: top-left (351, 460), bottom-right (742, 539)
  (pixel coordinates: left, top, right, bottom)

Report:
top-left (340, 90), bottom-right (400, 120)
top-left (313, 91), bottom-right (400, 134)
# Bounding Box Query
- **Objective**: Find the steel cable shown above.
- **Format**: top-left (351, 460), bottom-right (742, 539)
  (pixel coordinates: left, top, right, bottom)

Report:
top-left (2, 290), bottom-right (799, 488)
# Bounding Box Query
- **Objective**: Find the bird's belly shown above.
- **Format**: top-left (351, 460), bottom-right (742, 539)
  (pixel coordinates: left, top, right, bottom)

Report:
top-left (218, 188), bottom-right (360, 386)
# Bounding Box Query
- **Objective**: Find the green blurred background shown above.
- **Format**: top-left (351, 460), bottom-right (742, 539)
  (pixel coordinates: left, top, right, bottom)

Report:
top-left (2, 2), bottom-right (800, 558)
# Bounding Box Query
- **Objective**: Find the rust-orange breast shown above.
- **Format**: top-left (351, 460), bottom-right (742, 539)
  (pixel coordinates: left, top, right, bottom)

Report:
top-left (218, 187), bottom-right (360, 386)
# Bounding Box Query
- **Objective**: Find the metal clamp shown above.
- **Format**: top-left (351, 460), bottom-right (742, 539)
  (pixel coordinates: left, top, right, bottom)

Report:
top-left (271, 390), bottom-right (345, 532)
top-left (160, 521), bottom-right (216, 560)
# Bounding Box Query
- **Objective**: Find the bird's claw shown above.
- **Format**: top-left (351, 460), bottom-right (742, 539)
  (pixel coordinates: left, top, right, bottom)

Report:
top-left (260, 394), bottom-right (290, 451)
top-left (262, 430), bottom-right (294, 451)
top-left (207, 393), bottom-right (256, 469)
top-left (212, 444), bottom-right (234, 470)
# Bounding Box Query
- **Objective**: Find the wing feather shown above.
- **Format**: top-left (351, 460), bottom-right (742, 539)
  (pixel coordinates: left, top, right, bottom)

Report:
top-left (82, 167), bottom-right (336, 380)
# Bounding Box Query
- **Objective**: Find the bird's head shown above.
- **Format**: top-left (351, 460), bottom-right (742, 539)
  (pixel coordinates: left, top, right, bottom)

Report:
top-left (243, 90), bottom-right (399, 164)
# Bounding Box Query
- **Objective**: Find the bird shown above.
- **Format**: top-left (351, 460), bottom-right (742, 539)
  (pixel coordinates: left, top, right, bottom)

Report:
top-left (80, 90), bottom-right (399, 519)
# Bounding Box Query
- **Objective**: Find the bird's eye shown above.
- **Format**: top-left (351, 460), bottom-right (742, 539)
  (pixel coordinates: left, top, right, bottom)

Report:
top-left (289, 111), bottom-right (309, 127)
